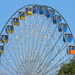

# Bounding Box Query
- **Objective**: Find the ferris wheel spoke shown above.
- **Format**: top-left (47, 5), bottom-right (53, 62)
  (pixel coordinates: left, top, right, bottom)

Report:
top-left (11, 31), bottom-right (26, 75)
top-left (44, 69), bottom-right (59, 75)
top-left (43, 33), bottom-right (65, 64)
top-left (50, 71), bottom-right (58, 75)
top-left (45, 43), bottom-right (66, 63)
top-left (34, 16), bottom-right (46, 51)
top-left (37, 54), bottom-right (67, 75)
top-left (28, 16), bottom-right (34, 69)
top-left (33, 25), bottom-right (62, 69)
top-left (33, 25), bottom-right (58, 71)
top-left (31, 16), bottom-right (46, 69)
top-left (35, 43), bottom-right (67, 75)
top-left (40, 24), bottom-right (58, 56)
top-left (8, 35), bottom-right (22, 64)
top-left (45, 54), bottom-right (69, 74)
top-left (23, 16), bottom-right (33, 72)
top-left (25, 16), bottom-right (30, 61)
top-left (43, 56), bottom-right (69, 75)
top-left (0, 70), bottom-right (9, 75)
top-left (38, 18), bottom-right (52, 51)
top-left (33, 15), bottom-right (45, 58)
top-left (31, 14), bottom-right (40, 61)
top-left (0, 63), bottom-right (14, 75)
top-left (26, 14), bottom-right (41, 72)
top-left (21, 16), bottom-right (35, 72)
top-left (30, 15), bottom-right (38, 65)
top-left (20, 16), bottom-right (32, 73)
top-left (18, 19), bottom-right (29, 73)
top-left (3, 46), bottom-right (22, 75)
top-left (1, 56), bottom-right (18, 74)
top-left (25, 16), bottom-right (31, 70)
top-left (22, 17), bottom-right (28, 67)
top-left (38, 44), bottom-right (67, 74)
top-left (33, 18), bottom-right (51, 60)
top-left (19, 20), bottom-right (25, 62)
top-left (13, 31), bottom-right (24, 61)
top-left (34, 32), bottom-right (63, 73)
top-left (32, 18), bottom-right (52, 69)
top-left (33, 24), bottom-right (58, 69)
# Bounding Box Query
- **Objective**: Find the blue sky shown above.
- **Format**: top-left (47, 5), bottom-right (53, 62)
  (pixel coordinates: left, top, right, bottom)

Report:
top-left (0, 0), bottom-right (75, 38)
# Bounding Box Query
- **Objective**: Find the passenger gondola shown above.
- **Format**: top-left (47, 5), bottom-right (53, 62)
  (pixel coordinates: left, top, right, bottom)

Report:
top-left (68, 45), bottom-right (75, 54)
top-left (58, 23), bottom-right (67, 32)
top-left (63, 33), bottom-right (72, 43)
top-left (0, 46), bottom-right (4, 54)
top-left (18, 11), bottom-right (26, 20)
top-left (25, 7), bottom-right (33, 15)
top-left (6, 25), bottom-right (14, 34)
top-left (33, 5), bottom-right (40, 14)
top-left (53, 15), bottom-right (61, 24)
top-left (0, 35), bottom-right (8, 43)
top-left (39, 6), bottom-right (47, 15)
top-left (46, 9), bottom-right (55, 18)
top-left (12, 17), bottom-right (19, 26)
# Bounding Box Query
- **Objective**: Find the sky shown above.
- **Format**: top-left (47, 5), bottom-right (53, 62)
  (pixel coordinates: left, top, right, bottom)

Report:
top-left (0, 0), bottom-right (75, 38)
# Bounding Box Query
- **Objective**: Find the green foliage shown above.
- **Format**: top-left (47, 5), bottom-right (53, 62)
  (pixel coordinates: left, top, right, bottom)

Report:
top-left (58, 60), bottom-right (75, 75)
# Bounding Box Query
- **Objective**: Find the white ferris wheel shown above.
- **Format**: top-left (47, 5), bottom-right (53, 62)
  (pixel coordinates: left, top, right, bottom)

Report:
top-left (0, 4), bottom-right (75, 75)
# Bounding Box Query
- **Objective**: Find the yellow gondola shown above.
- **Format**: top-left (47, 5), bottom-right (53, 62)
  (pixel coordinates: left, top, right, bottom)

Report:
top-left (25, 7), bottom-right (33, 15)
top-left (18, 11), bottom-right (26, 20)
top-left (6, 25), bottom-right (14, 34)
top-left (0, 46), bottom-right (4, 54)
top-left (0, 35), bottom-right (8, 43)
top-left (12, 17), bottom-right (20, 26)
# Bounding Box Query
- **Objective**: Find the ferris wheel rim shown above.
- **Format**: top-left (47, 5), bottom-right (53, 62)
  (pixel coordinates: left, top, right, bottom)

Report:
top-left (0, 4), bottom-right (74, 45)
top-left (0, 4), bottom-right (75, 75)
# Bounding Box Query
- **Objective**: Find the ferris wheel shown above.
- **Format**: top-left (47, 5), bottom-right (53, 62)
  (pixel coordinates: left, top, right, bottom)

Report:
top-left (0, 4), bottom-right (75, 75)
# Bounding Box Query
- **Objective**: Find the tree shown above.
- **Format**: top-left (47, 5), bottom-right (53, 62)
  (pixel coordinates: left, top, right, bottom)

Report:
top-left (58, 59), bottom-right (75, 75)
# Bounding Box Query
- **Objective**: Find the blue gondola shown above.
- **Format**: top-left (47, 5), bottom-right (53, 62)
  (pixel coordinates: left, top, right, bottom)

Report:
top-left (25, 7), bottom-right (33, 15)
top-left (53, 15), bottom-right (61, 24)
top-left (63, 33), bottom-right (72, 43)
top-left (39, 6), bottom-right (47, 15)
top-left (6, 25), bottom-right (14, 34)
top-left (58, 23), bottom-right (67, 32)
top-left (46, 9), bottom-right (55, 18)
top-left (12, 17), bottom-right (20, 26)
top-left (0, 35), bottom-right (8, 43)
top-left (33, 5), bottom-right (40, 14)
top-left (0, 46), bottom-right (4, 54)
